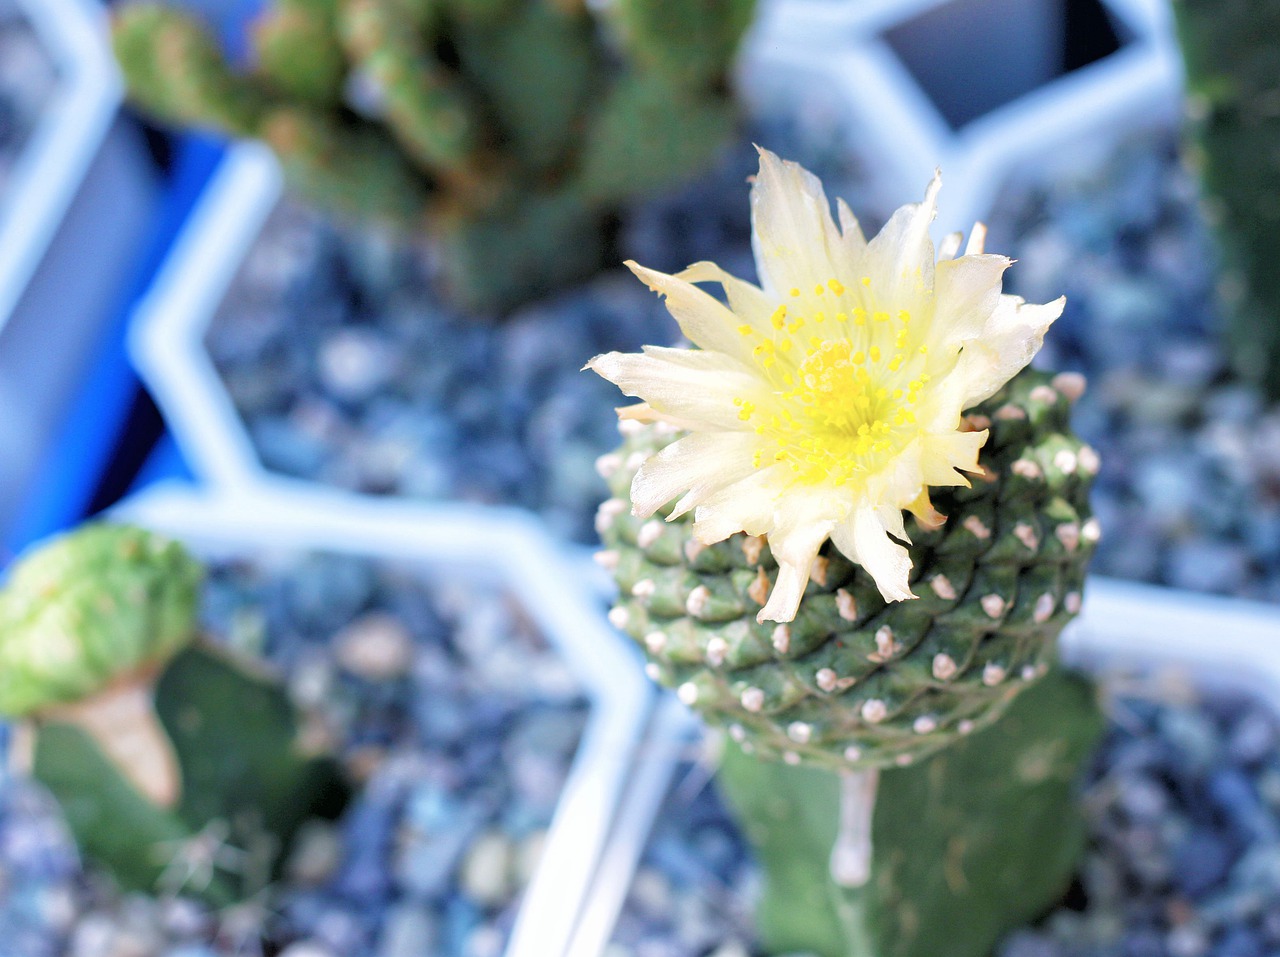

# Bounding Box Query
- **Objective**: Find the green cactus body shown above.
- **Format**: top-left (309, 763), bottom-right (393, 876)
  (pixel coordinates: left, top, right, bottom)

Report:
top-left (1173, 0), bottom-right (1280, 397)
top-left (111, 0), bottom-right (756, 313)
top-left (0, 524), bottom-right (201, 717)
top-left (600, 368), bottom-right (1100, 771)
top-left (716, 667), bottom-right (1104, 957)
top-left (0, 524), bottom-right (348, 906)
top-left (599, 367), bottom-right (1104, 956)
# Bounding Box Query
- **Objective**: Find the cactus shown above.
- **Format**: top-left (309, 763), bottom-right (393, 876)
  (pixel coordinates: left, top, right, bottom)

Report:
top-left (598, 368), bottom-right (1105, 957)
top-left (0, 524), bottom-right (348, 906)
top-left (600, 367), bottom-right (1100, 769)
top-left (587, 147), bottom-right (1107, 955)
top-left (716, 666), bottom-right (1104, 957)
top-left (111, 0), bottom-right (754, 313)
top-left (1173, 0), bottom-right (1280, 398)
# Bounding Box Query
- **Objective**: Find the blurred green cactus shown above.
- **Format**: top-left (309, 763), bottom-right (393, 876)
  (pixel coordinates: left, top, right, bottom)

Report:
top-left (0, 524), bottom-right (347, 906)
top-left (599, 368), bottom-right (1104, 956)
top-left (1173, 0), bottom-right (1280, 398)
top-left (112, 0), bottom-right (754, 313)
top-left (0, 523), bottom-right (200, 718)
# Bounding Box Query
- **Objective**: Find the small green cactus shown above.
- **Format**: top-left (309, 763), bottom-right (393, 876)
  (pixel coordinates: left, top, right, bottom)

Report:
top-left (0, 524), bottom-right (348, 906)
top-left (600, 369), bottom-right (1100, 772)
top-left (1173, 0), bottom-right (1280, 398)
top-left (111, 0), bottom-right (754, 313)
top-left (599, 369), bottom-right (1105, 956)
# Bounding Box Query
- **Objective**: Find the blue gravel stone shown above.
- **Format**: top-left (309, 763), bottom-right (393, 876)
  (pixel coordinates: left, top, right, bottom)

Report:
top-left (1216, 927), bottom-right (1264, 957)
top-left (1208, 769), bottom-right (1277, 843)
top-left (1175, 828), bottom-right (1236, 898)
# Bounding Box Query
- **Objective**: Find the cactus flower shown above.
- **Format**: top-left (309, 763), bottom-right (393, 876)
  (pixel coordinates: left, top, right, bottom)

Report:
top-left (588, 148), bottom-right (1065, 622)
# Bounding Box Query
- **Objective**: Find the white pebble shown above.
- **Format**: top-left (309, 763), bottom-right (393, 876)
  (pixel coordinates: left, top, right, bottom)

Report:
top-left (333, 612), bottom-right (414, 681)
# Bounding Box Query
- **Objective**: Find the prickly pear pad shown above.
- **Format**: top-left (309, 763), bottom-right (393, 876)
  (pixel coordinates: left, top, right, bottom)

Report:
top-left (598, 368), bottom-right (1099, 771)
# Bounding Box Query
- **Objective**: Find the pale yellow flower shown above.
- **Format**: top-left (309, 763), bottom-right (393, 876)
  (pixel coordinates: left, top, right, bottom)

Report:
top-left (588, 148), bottom-right (1064, 623)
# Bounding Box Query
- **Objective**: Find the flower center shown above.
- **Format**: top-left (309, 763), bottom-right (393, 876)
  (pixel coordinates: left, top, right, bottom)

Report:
top-left (735, 279), bottom-right (933, 485)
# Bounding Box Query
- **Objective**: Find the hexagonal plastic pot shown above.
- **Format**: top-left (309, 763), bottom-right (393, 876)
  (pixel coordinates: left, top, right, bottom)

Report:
top-left (102, 480), bottom-right (654, 957)
top-left (738, 0), bottom-right (1184, 236)
top-left (565, 575), bottom-right (1280, 956)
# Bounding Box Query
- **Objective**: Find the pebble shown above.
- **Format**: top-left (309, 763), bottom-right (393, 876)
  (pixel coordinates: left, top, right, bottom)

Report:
top-left (458, 830), bottom-right (514, 909)
top-left (375, 903), bottom-right (438, 957)
top-left (286, 820), bottom-right (343, 885)
top-left (332, 612), bottom-right (415, 681)
top-left (277, 943), bottom-right (336, 957)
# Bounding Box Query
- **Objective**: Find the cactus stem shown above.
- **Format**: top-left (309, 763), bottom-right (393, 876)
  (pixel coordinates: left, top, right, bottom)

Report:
top-left (829, 768), bottom-right (879, 888)
top-left (42, 675), bottom-right (180, 809)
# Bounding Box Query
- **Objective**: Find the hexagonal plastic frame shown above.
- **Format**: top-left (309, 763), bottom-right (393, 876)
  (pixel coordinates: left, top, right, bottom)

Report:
top-left (0, 0), bottom-right (121, 332)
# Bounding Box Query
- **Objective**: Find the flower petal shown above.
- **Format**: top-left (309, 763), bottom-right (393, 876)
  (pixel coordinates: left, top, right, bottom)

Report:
top-left (586, 351), bottom-right (762, 430)
top-left (918, 429), bottom-right (988, 486)
top-left (677, 261), bottom-right (775, 332)
top-left (749, 147), bottom-right (848, 297)
top-left (831, 508), bottom-right (916, 603)
top-left (691, 465), bottom-right (790, 543)
top-left (630, 431), bottom-right (759, 518)
top-left (956, 295), bottom-right (1065, 406)
top-left (836, 197), bottom-right (867, 251)
top-left (625, 262), bottom-right (755, 362)
top-left (862, 171), bottom-right (940, 303)
top-left (931, 253), bottom-right (1011, 346)
top-left (757, 504), bottom-right (838, 623)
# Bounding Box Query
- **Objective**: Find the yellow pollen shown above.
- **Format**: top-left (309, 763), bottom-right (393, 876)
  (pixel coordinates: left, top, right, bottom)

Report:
top-left (898, 310), bottom-right (911, 324)
top-left (873, 311), bottom-right (890, 323)
top-left (771, 306), bottom-right (787, 329)
top-left (860, 277), bottom-right (871, 287)
top-left (790, 287), bottom-right (801, 297)
top-left (853, 351), bottom-right (866, 365)
top-left (814, 284), bottom-right (825, 296)
top-left (853, 309), bottom-right (867, 326)
top-left (738, 324), bottom-right (753, 336)
top-left (778, 339), bottom-right (793, 353)
top-left (870, 346), bottom-right (881, 362)
top-left (788, 319), bottom-right (805, 333)
top-left (828, 279), bottom-right (846, 295)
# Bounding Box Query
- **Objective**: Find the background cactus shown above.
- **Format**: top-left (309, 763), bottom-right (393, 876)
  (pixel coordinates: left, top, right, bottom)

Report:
top-left (1173, 0), bottom-right (1280, 399)
top-left (0, 524), bottom-right (348, 906)
top-left (111, 0), bottom-right (754, 313)
top-left (598, 367), bottom-right (1105, 956)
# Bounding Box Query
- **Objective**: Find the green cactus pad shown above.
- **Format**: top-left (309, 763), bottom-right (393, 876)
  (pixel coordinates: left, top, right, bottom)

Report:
top-left (33, 643), bottom-right (349, 905)
top-left (0, 524), bottom-right (202, 718)
top-left (717, 666), bottom-right (1104, 957)
top-left (599, 368), bottom-right (1100, 771)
